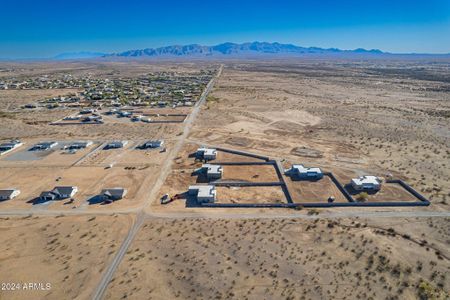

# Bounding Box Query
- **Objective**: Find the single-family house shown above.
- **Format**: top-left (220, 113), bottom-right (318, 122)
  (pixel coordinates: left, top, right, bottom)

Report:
top-left (351, 176), bottom-right (381, 191)
top-left (188, 185), bottom-right (216, 203)
top-left (0, 189), bottom-right (20, 201)
top-left (0, 140), bottom-right (23, 155)
top-left (80, 108), bottom-right (94, 114)
top-left (65, 141), bottom-right (93, 150)
top-left (201, 164), bottom-right (223, 179)
top-left (196, 147), bottom-right (217, 161)
top-left (40, 186), bottom-right (78, 201)
top-left (104, 141), bottom-right (128, 150)
top-left (285, 164), bottom-right (323, 180)
top-left (30, 141), bottom-right (58, 151)
top-left (141, 140), bottom-right (164, 149)
top-left (101, 188), bottom-right (127, 201)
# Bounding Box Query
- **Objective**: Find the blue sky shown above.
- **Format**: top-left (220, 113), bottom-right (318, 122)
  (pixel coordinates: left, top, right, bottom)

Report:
top-left (1, 0), bottom-right (449, 58)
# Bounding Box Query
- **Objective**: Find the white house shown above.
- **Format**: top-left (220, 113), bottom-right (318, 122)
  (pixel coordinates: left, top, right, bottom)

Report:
top-left (351, 176), bottom-right (381, 191)
top-left (80, 108), bottom-right (94, 114)
top-left (30, 141), bottom-right (58, 151)
top-left (201, 164), bottom-right (223, 179)
top-left (0, 140), bottom-right (23, 155)
top-left (196, 147), bottom-right (217, 161)
top-left (188, 185), bottom-right (216, 203)
top-left (0, 189), bottom-right (20, 201)
top-left (64, 115), bottom-right (81, 121)
top-left (285, 164), bottom-right (323, 180)
top-left (65, 141), bottom-right (93, 150)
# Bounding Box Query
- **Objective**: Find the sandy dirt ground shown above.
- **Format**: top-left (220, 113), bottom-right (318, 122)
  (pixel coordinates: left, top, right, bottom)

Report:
top-left (1, 60), bottom-right (449, 300)
top-left (105, 216), bottom-right (449, 299)
top-left (0, 214), bottom-right (133, 300)
top-left (286, 176), bottom-right (349, 203)
top-left (190, 60), bottom-right (450, 207)
top-left (217, 186), bottom-right (287, 204)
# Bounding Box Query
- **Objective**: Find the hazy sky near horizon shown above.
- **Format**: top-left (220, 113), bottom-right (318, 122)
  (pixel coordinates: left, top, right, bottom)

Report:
top-left (1, 0), bottom-right (449, 58)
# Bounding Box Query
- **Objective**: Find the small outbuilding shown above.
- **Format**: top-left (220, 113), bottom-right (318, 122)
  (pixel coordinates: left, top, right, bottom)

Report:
top-left (0, 189), bottom-right (21, 201)
top-left (285, 164), bottom-right (323, 180)
top-left (188, 185), bottom-right (216, 203)
top-left (351, 176), bottom-right (381, 191)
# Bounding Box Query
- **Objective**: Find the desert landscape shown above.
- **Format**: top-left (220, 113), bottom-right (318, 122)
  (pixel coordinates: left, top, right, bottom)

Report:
top-left (0, 59), bottom-right (449, 300)
top-left (105, 216), bottom-right (449, 299)
top-left (0, 214), bottom-right (133, 300)
top-left (191, 60), bottom-right (450, 206)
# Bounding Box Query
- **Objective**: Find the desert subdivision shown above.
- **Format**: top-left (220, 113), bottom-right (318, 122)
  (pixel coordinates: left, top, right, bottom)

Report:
top-left (0, 60), bottom-right (449, 299)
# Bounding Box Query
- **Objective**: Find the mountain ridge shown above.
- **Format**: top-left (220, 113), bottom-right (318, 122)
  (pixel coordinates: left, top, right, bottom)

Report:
top-left (105, 42), bottom-right (386, 58)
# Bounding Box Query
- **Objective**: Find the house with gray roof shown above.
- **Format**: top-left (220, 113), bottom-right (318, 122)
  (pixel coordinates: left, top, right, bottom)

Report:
top-left (40, 186), bottom-right (78, 201)
top-left (0, 189), bottom-right (20, 201)
top-left (101, 188), bottom-right (127, 202)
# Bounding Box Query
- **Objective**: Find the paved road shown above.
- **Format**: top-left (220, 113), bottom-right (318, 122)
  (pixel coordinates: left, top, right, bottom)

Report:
top-left (0, 207), bottom-right (449, 220)
top-left (145, 210), bottom-right (450, 220)
top-left (91, 64), bottom-right (223, 300)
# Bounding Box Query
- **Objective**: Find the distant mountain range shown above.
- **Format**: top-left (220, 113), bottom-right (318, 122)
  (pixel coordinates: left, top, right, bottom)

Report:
top-left (53, 51), bottom-right (106, 60)
top-left (49, 42), bottom-right (449, 60)
top-left (105, 42), bottom-right (385, 58)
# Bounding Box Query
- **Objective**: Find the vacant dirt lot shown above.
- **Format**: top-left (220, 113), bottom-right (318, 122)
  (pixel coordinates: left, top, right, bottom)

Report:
top-left (217, 186), bottom-right (287, 204)
top-left (221, 165), bottom-right (279, 183)
top-left (286, 176), bottom-right (349, 203)
top-left (0, 214), bottom-right (133, 300)
top-left (105, 217), bottom-right (449, 299)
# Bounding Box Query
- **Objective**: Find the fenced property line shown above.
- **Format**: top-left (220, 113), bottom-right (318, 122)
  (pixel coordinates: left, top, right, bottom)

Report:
top-left (190, 146), bottom-right (431, 209)
top-left (215, 147), bottom-right (270, 161)
top-left (202, 156), bottom-right (293, 204)
top-left (142, 113), bottom-right (188, 117)
top-left (211, 181), bottom-right (284, 187)
top-left (201, 200), bottom-right (430, 208)
top-left (50, 121), bottom-right (104, 125)
top-left (142, 120), bottom-right (185, 124)
top-left (323, 172), bottom-right (355, 202)
top-left (212, 161), bottom-right (275, 166)
top-left (386, 179), bottom-right (430, 204)
top-left (273, 160), bottom-right (293, 203)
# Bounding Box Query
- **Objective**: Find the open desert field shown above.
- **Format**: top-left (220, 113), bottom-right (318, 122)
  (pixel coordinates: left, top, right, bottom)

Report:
top-left (0, 214), bottom-right (133, 300)
top-left (190, 60), bottom-right (450, 207)
top-left (0, 59), bottom-right (449, 300)
top-left (105, 216), bottom-right (449, 299)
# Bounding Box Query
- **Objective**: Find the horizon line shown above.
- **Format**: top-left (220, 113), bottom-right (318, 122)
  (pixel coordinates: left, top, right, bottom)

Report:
top-left (1, 41), bottom-right (450, 60)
